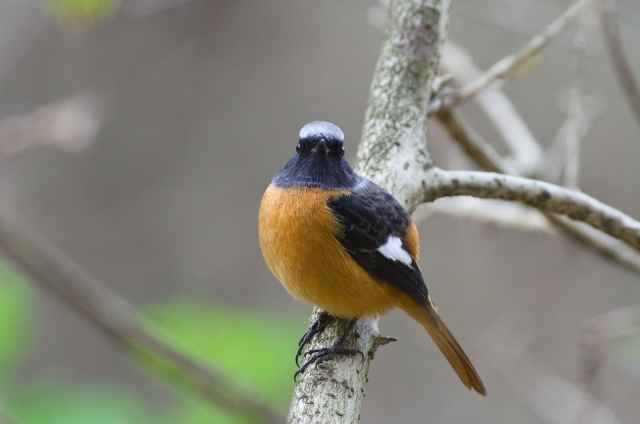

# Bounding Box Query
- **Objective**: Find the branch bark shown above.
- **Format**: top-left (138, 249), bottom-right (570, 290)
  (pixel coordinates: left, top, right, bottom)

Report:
top-left (288, 0), bottom-right (451, 422)
top-left (421, 168), bottom-right (640, 251)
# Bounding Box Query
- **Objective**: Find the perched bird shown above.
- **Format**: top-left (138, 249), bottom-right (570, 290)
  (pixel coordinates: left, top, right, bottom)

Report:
top-left (258, 121), bottom-right (486, 395)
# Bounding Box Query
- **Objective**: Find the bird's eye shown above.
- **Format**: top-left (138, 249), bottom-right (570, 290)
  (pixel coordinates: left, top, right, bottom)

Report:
top-left (341, 146), bottom-right (345, 152)
top-left (297, 143), bottom-right (301, 151)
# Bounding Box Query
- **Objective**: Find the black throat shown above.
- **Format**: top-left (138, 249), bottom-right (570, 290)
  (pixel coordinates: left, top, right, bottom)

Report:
top-left (272, 153), bottom-right (361, 190)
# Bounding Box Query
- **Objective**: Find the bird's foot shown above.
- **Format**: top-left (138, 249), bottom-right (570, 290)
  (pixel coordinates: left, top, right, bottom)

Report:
top-left (294, 318), bottom-right (364, 381)
top-left (295, 311), bottom-right (332, 366)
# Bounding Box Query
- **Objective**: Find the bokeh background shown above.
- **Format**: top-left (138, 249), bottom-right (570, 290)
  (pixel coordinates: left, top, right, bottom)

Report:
top-left (0, 0), bottom-right (639, 422)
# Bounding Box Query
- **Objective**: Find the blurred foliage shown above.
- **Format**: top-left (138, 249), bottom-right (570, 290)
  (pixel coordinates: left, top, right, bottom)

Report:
top-left (0, 287), bottom-right (304, 423)
top-left (142, 299), bottom-right (303, 423)
top-left (0, 262), bottom-right (34, 369)
top-left (3, 380), bottom-right (151, 424)
top-left (42, 0), bottom-right (120, 27)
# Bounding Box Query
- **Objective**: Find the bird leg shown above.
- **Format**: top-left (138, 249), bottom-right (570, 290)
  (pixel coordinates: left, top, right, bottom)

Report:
top-left (295, 310), bottom-right (333, 366)
top-left (294, 317), bottom-right (364, 381)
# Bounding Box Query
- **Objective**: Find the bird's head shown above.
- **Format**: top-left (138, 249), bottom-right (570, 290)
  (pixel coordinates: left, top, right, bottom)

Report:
top-left (296, 121), bottom-right (345, 160)
top-left (272, 121), bottom-right (359, 189)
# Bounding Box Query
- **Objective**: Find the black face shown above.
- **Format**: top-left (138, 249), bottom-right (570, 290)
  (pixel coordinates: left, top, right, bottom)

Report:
top-left (272, 121), bottom-right (362, 190)
top-left (296, 135), bottom-right (345, 159)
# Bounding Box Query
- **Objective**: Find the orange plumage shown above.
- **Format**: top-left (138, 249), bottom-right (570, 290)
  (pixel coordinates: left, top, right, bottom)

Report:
top-left (259, 184), bottom-right (402, 318)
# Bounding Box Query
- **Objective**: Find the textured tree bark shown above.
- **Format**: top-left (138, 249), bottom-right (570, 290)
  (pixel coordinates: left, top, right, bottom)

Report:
top-left (287, 0), bottom-right (451, 423)
top-left (421, 168), bottom-right (640, 251)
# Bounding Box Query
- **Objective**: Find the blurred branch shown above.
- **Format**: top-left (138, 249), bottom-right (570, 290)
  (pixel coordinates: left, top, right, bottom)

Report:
top-left (598, 0), bottom-right (640, 128)
top-left (577, 306), bottom-right (640, 423)
top-left (549, 216), bottom-right (640, 272)
top-left (413, 197), bottom-right (556, 235)
top-left (0, 93), bottom-right (102, 157)
top-left (0, 214), bottom-right (284, 424)
top-left (421, 168), bottom-right (640, 251)
top-left (563, 21), bottom-right (588, 190)
top-left (435, 108), bottom-right (516, 174)
top-left (435, 104), bottom-right (640, 273)
top-left (430, 0), bottom-right (592, 113)
top-left (0, 406), bottom-right (17, 424)
top-left (538, 94), bottom-right (602, 184)
top-left (479, 314), bottom-right (623, 424)
top-left (440, 42), bottom-right (543, 175)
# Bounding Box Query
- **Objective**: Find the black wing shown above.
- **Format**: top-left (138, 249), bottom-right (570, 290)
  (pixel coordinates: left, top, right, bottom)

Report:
top-left (327, 180), bottom-right (430, 308)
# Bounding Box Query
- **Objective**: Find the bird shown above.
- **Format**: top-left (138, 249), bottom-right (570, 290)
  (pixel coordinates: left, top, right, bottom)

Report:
top-left (258, 121), bottom-right (486, 395)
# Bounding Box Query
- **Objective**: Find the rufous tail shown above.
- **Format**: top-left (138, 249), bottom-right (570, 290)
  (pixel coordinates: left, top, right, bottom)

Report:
top-left (400, 296), bottom-right (487, 396)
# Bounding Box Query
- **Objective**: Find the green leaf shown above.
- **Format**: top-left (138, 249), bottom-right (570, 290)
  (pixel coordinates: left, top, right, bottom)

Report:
top-left (0, 261), bottom-right (34, 368)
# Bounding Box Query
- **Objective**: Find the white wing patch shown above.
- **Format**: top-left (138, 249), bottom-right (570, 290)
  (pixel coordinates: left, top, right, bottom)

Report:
top-left (377, 236), bottom-right (412, 266)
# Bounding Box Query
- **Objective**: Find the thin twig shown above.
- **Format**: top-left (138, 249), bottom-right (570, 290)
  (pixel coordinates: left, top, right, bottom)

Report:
top-left (563, 18), bottom-right (588, 190)
top-left (430, 0), bottom-right (592, 113)
top-left (422, 168), bottom-right (640, 251)
top-left (440, 42), bottom-right (543, 174)
top-left (0, 213), bottom-right (284, 424)
top-left (599, 0), bottom-right (640, 128)
top-left (435, 108), bottom-right (516, 174)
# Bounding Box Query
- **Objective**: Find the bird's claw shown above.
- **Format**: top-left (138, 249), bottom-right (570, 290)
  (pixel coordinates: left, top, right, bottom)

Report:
top-left (294, 345), bottom-right (365, 381)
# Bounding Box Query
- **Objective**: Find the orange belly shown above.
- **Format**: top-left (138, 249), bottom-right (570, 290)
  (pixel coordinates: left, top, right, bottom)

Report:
top-left (258, 184), bottom-right (401, 318)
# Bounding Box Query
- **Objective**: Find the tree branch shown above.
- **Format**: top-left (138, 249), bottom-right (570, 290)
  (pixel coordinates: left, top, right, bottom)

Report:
top-left (435, 103), bottom-right (640, 273)
top-left (435, 107), bottom-right (517, 174)
top-left (289, 0), bottom-right (451, 422)
top-left (421, 168), bottom-right (640, 251)
top-left (599, 0), bottom-right (640, 129)
top-left (430, 0), bottom-right (592, 113)
top-left (439, 42), bottom-right (542, 174)
top-left (0, 213), bottom-right (284, 424)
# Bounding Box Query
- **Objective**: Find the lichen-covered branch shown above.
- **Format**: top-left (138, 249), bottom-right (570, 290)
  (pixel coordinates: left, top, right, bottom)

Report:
top-left (421, 168), bottom-right (640, 251)
top-left (356, 0), bottom-right (450, 210)
top-left (288, 0), bottom-right (451, 423)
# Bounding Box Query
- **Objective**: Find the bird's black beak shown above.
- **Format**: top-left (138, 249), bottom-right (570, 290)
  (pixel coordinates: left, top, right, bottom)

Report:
top-left (311, 139), bottom-right (330, 154)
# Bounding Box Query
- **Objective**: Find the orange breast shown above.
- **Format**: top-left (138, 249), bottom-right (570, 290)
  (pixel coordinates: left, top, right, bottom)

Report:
top-left (258, 184), bottom-right (401, 319)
